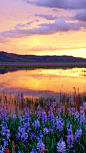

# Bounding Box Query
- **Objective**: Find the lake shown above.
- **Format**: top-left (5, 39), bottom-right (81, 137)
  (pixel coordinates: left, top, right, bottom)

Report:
top-left (0, 67), bottom-right (86, 100)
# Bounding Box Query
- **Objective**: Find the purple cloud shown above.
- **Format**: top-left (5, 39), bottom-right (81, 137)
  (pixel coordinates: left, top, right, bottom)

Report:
top-left (15, 21), bottom-right (34, 29)
top-left (0, 19), bottom-right (86, 42)
top-left (52, 9), bottom-right (59, 12)
top-left (23, 0), bottom-right (86, 10)
top-left (27, 45), bottom-right (86, 51)
top-left (35, 13), bottom-right (58, 20)
top-left (74, 10), bottom-right (86, 21)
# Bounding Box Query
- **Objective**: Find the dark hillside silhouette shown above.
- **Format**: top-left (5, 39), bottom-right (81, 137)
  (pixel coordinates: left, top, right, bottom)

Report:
top-left (0, 51), bottom-right (86, 63)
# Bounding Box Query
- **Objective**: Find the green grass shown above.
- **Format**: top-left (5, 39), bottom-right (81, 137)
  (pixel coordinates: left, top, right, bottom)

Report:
top-left (0, 64), bottom-right (86, 70)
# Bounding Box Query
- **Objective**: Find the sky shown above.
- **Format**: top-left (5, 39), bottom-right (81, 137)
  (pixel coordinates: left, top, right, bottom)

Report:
top-left (0, 0), bottom-right (86, 57)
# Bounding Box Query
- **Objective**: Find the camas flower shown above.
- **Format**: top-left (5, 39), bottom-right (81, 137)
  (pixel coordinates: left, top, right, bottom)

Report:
top-left (56, 116), bottom-right (64, 132)
top-left (75, 128), bottom-right (82, 141)
top-left (0, 145), bottom-right (4, 153)
top-left (30, 132), bottom-right (36, 140)
top-left (30, 148), bottom-right (37, 153)
top-left (67, 135), bottom-right (74, 148)
top-left (74, 111), bottom-right (79, 121)
top-left (43, 128), bottom-right (48, 135)
top-left (68, 107), bottom-right (75, 116)
top-left (80, 112), bottom-right (85, 125)
top-left (0, 121), bottom-right (10, 148)
top-left (42, 111), bottom-right (47, 125)
top-left (16, 126), bottom-right (28, 142)
top-left (37, 139), bottom-right (45, 151)
top-left (34, 120), bottom-right (40, 130)
top-left (46, 100), bottom-right (50, 107)
top-left (57, 137), bottom-right (66, 152)
top-left (39, 130), bottom-right (43, 139)
top-left (48, 126), bottom-right (53, 133)
top-left (67, 125), bottom-right (74, 148)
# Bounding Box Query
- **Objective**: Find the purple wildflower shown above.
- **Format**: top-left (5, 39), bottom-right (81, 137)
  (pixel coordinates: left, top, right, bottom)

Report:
top-left (30, 148), bottom-right (37, 153)
top-left (51, 101), bottom-right (56, 111)
top-left (55, 116), bottom-right (64, 132)
top-left (0, 145), bottom-right (4, 153)
top-left (68, 107), bottom-right (75, 116)
top-left (21, 92), bottom-right (24, 100)
top-left (50, 112), bottom-right (54, 122)
top-left (67, 125), bottom-right (73, 135)
top-left (43, 127), bottom-right (48, 135)
top-left (30, 132), bottom-right (36, 140)
top-left (66, 121), bottom-right (70, 129)
top-left (49, 126), bottom-right (53, 133)
top-left (61, 106), bottom-right (65, 113)
top-left (37, 139), bottom-right (45, 151)
top-left (48, 110), bottom-right (51, 118)
top-left (56, 120), bottom-right (64, 131)
top-left (37, 108), bottom-right (43, 119)
top-left (80, 112), bottom-right (85, 125)
top-left (67, 124), bottom-right (74, 148)
top-left (16, 94), bottom-right (21, 102)
top-left (74, 111), bottom-right (79, 121)
top-left (8, 114), bottom-right (12, 118)
top-left (0, 121), bottom-right (10, 148)
top-left (46, 100), bottom-right (50, 107)
top-left (24, 121), bottom-right (31, 132)
top-left (0, 107), bottom-right (8, 120)
top-left (33, 120), bottom-right (40, 130)
top-left (57, 107), bottom-right (62, 114)
top-left (39, 130), bottom-right (43, 139)
top-left (42, 111), bottom-right (47, 125)
top-left (69, 96), bottom-right (72, 103)
top-left (13, 114), bottom-right (17, 119)
top-left (57, 137), bottom-right (66, 152)
top-left (16, 126), bottom-right (28, 142)
top-left (75, 128), bottom-right (82, 141)
top-left (24, 106), bottom-right (31, 118)
top-left (67, 135), bottom-right (74, 148)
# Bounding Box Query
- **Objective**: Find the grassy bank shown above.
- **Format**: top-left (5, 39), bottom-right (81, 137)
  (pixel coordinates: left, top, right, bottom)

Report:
top-left (0, 62), bottom-right (86, 70)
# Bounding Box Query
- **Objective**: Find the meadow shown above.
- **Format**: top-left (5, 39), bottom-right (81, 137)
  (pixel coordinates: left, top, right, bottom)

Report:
top-left (0, 92), bottom-right (86, 153)
top-left (0, 62), bottom-right (86, 70)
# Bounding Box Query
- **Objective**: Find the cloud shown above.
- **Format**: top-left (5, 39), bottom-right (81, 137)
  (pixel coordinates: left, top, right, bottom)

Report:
top-left (27, 45), bottom-right (59, 51)
top-left (23, 0), bottom-right (86, 10)
top-left (0, 19), bottom-right (86, 42)
top-left (74, 10), bottom-right (86, 21)
top-left (15, 21), bottom-right (34, 29)
top-left (27, 45), bottom-right (86, 51)
top-left (38, 19), bottom-right (86, 31)
top-left (52, 9), bottom-right (59, 12)
top-left (35, 13), bottom-right (58, 20)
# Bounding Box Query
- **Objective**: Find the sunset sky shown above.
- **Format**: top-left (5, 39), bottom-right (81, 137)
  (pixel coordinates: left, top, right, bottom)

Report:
top-left (0, 0), bottom-right (86, 57)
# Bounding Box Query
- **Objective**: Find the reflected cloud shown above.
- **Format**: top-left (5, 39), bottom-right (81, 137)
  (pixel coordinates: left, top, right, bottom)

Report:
top-left (0, 68), bottom-right (86, 98)
top-left (0, 87), bottom-right (59, 99)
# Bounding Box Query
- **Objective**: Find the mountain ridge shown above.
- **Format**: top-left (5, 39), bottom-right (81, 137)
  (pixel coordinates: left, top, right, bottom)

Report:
top-left (0, 51), bottom-right (86, 63)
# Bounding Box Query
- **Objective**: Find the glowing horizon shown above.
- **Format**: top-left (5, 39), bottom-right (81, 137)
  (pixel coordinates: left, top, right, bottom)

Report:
top-left (0, 0), bottom-right (86, 58)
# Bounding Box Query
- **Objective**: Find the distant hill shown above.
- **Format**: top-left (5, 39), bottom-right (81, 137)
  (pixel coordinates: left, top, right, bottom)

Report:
top-left (0, 51), bottom-right (86, 63)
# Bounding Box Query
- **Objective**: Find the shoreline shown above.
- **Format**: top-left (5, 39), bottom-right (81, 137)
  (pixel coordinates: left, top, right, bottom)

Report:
top-left (0, 62), bottom-right (86, 69)
top-left (0, 62), bottom-right (86, 65)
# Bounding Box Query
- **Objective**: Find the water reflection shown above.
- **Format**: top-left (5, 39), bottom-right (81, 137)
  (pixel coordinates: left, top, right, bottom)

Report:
top-left (0, 68), bottom-right (86, 98)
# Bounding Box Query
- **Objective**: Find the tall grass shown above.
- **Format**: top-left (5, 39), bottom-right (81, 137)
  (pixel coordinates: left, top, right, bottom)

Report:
top-left (0, 92), bottom-right (86, 153)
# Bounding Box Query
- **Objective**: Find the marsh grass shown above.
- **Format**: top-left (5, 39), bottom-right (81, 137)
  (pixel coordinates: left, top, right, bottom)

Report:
top-left (0, 92), bottom-right (86, 153)
top-left (0, 63), bottom-right (86, 71)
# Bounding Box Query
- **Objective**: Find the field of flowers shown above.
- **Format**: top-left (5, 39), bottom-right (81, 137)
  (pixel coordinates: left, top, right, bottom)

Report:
top-left (0, 93), bottom-right (86, 153)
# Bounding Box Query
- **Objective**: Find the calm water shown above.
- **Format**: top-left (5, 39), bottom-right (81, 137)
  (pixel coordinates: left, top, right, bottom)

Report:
top-left (0, 67), bottom-right (86, 99)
